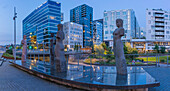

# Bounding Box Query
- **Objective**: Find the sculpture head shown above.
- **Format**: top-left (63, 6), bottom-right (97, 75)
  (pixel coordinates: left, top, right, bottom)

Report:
top-left (51, 33), bottom-right (54, 37)
top-left (23, 35), bottom-right (26, 39)
top-left (56, 24), bottom-right (65, 42)
top-left (116, 19), bottom-right (123, 28)
top-left (57, 24), bottom-right (63, 31)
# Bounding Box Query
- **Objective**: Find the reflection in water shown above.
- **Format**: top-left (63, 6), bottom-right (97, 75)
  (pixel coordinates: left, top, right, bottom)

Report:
top-left (116, 74), bottom-right (127, 85)
top-left (15, 60), bottom-right (158, 86)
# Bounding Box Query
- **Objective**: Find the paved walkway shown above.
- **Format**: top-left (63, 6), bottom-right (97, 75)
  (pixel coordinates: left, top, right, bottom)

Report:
top-left (0, 62), bottom-right (81, 91)
top-left (144, 67), bottom-right (170, 91)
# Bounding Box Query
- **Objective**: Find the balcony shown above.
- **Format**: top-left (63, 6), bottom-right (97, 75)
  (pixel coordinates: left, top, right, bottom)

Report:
top-left (155, 27), bottom-right (164, 30)
top-left (155, 23), bottom-right (164, 26)
top-left (155, 37), bottom-right (164, 40)
top-left (135, 46), bottom-right (144, 48)
top-left (155, 32), bottom-right (164, 35)
top-left (154, 14), bottom-right (164, 17)
top-left (155, 19), bottom-right (164, 21)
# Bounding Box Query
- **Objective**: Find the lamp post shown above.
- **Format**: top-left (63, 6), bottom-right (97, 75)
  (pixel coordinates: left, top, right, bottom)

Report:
top-left (13, 7), bottom-right (17, 62)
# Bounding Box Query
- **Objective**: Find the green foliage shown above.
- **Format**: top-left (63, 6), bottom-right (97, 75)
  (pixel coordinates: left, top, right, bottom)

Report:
top-left (38, 44), bottom-right (43, 49)
top-left (2, 53), bottom-right (21, 59)
top-left (101, 42), bottom-right (109, 50)
top-left (124, 42), bottom-right (138, 60)
top-left (160, 47), bottom-right (166, 54)
top-left (153, 44), bottom-right (159, 53)
top-left (105, 49), bottom-right (114, 63)
top-left (136, 56), bottom-right (170, 63)
top-left (92, 45), bottom-right (94, 53)
top-left (6, 49), bottom-right (13, 55)
top-left (160, 59), bottom-right (165, 63)
top-left (74, 43), bottom-right (79, 51)
top-left (94, 45), bottom-right (104, 55)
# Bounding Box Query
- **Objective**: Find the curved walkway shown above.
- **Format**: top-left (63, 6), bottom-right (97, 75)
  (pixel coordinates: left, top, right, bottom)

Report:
top-left (0, 62), bottom-right (81, 91)
top-left (144, 67), bottom-right (170, 91)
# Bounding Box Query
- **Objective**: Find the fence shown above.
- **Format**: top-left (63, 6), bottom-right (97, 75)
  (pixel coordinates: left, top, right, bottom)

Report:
top-left (19, 51), bottom-right (170, 67)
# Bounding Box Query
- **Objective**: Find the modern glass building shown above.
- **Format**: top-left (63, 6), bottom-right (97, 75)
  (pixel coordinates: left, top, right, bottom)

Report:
top-left (93, 19), bottom-right (103, 45)
top-left (103, 9), bottom-right (140, 47)
top-left (23, 0), bottom-right (61, 47)
top-left (70, 4), bottom-right (93, 47)
top-left (63, 22), bottom-right (83, 51)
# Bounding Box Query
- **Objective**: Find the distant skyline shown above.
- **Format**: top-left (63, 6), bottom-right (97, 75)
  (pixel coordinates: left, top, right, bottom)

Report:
top-left (0, 0), bottom-right (170, 45)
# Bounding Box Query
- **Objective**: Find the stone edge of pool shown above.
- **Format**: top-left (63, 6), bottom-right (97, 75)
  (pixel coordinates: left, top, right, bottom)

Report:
top-left (9, 62), bottom-right (160, 91)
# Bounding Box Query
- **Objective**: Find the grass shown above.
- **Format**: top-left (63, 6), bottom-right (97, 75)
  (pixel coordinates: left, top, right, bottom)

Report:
top-left (2, 53), bottom-right (21, 59)
top-left (136, 56), bottom-right (170, 63)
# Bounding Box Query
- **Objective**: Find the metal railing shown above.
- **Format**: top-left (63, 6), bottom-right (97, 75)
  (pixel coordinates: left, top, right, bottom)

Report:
top-left (13, 51), bottom-right (170, 67)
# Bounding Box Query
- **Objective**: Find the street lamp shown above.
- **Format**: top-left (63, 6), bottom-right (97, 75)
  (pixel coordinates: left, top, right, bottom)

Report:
top-left (13, 7), bottom-right (17, 62)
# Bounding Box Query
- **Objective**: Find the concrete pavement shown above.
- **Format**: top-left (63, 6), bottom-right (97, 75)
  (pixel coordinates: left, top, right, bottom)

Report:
top-left (0, 62), bottom-right (82, 91)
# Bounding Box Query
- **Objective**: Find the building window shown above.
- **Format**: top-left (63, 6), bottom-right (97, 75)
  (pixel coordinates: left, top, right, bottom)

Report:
top-left (104, 13), bottom-right (107, 17)
top-left (105, 31), bottom-right (108, 34)
top-left (148, 12), bottom-right (151, 15)
top-left (166, 31), bottom-right (169, 34)
top-left (104, 22), bottom-right (107, 25)
top-left (165, 15), bottom-right (168, 17)
top-left (116, 12), bottom-right (120, 15)
top-left (123, 12), bottom-right (126, 15)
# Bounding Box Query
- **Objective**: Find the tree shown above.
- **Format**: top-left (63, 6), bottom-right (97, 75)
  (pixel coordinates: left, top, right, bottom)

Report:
top-left (124, 42), bottom-right (138, 60)
top-left (153, 44), bottom-right (159, 53)
top-left (94, 45), bottom-right (104, 55)
top-left (6, 49), bottom-right (13, 55)
top-left (101, 42), bottom-right (109, 50)
top-left (160, 47), bottom-right (166, 54)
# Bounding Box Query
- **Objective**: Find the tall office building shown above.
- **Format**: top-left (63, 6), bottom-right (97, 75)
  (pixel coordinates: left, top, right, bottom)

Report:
top-left (70, 4), bottom-right (93, 47)
top-left (63, 22), bottom-right (83, 50)
top-left (23, 0), bottom-right (61, 47)
top-left (103, 9), bottom-right (140, 47)
top-left (146, 9), bottom-right (170, 41)
top-left (93, 19), bottom-right (103, 45)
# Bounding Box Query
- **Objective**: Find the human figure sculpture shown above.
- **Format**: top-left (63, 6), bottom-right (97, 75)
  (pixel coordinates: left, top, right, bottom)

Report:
top-left (113, 19), bottom-right (127, 75)
top-left (50, 33), bottom-right (56, 74)
top-left (21, 35), bottom-right (27, 62)
top-left (55, 24), bottom-right (67, 72)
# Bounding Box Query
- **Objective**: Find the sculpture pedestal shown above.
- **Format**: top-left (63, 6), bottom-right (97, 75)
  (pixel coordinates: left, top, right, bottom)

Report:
top-left (56, 59), bottom-right (67, 72)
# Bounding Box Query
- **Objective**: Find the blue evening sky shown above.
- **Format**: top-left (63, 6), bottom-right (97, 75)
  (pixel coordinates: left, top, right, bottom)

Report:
top-left (0, 0), bottom-right (169, 45)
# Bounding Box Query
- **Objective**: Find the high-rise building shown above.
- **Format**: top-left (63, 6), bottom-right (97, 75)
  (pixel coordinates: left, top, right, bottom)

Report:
top-left (146, 9), bottom-right (170, 41)
top-left (23, 0), bottom-right (61, 47)
top-left (93, 19), bottom-right (103, 45)
top-left (103, 9), bottom-right (140, 47)
top-left (70, 4), bottom-right (93, 47)
top-left (63, 22), bottom-right (83, 50)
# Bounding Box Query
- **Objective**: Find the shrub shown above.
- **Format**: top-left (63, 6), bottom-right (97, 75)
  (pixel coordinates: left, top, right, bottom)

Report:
top-left (160, 59), bottom-right (165, 63)
top-left (6, 49), bottom-right (13, 55)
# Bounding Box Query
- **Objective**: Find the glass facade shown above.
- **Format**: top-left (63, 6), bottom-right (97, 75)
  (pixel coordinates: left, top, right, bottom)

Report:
top-left (70, 4), bottom-right (93, 47)
top-left (93, 20), bottom-right (103, 45)
top-left (23, 0), bottom-right (61, 46)
top-left (103, 9), bottom-right (140, 41)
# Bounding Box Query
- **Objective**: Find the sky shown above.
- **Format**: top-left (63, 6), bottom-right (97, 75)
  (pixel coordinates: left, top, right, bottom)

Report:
top-left (0, 0), bottom-right (170, 45)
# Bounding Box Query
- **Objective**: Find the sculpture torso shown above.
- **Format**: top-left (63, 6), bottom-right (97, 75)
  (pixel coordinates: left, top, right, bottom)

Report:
top-left (113, 27), bottom-right (124, 40)
top-left (113, 24), bottom-right (127, 75)
top-left (21, 38), bottom-right (27, 62)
